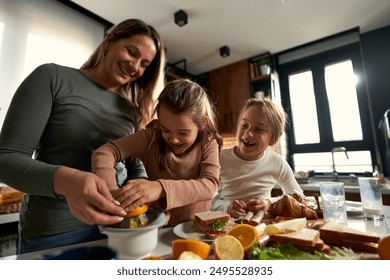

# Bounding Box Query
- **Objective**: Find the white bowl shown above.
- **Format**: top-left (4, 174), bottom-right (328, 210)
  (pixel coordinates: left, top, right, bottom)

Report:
top-left (99, 208), bottom-right (166, 259)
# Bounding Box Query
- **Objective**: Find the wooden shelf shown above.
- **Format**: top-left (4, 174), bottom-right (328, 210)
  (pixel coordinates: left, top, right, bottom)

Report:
top-left (251, 74), bottom-right (270, 83)
top-left (248, 53), bottom-right (273, 99)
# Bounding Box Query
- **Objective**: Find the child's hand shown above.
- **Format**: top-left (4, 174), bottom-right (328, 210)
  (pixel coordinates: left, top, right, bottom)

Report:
top-left (228, 200), bottom-right (247, 218)
top-left (112, 179), bottom-right (165, 212)
top-left (245, 198), bottom-right (271, 213)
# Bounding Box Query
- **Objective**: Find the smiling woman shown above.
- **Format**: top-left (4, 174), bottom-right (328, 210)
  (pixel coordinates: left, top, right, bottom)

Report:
top-left (0, 12), bottom-right (166, 255)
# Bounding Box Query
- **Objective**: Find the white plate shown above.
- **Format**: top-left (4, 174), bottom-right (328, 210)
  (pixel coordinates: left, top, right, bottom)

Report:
top-left (345, 200), bottom-right (363, 214)
top-left (173, 221), bottom-right (213, 242)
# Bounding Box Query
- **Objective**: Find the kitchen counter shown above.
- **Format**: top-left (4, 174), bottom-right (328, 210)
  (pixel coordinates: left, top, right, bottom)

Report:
top-left (272, 179), bottom-right (390, 205)
top-left (0, 212), bottom-right (18, 225)
top-left (2, 206), bottom-right (390, 260)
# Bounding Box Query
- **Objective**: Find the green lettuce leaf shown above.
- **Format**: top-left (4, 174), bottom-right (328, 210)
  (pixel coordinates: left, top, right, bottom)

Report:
top-left (211, 220), bottom-right (228, 231)
top-left (248, 243), bottom-right (363, 260)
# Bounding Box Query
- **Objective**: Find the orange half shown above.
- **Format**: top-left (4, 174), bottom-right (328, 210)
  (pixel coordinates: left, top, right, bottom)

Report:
top-left (125, 204), bottom-right (148, 218)
top-left (226, 224), bottom-right (259, 252)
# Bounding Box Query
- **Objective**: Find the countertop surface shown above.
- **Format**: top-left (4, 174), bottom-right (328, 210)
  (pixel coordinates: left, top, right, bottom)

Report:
top-left (280, 180), bottom-right (390, 194)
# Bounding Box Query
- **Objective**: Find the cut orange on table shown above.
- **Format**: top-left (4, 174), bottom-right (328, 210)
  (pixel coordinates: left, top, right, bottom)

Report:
top-left (226, 224), bottom-right (259, 252)
top-left (172, 239), bottom-right (210, 260)
top-left (142, 255), bottom-right (163, 260)
top-left (178, 251), bottom-right (203, 260)
top-left (378, 235), bottom-right (390, 260)
top-left (213, 235), bottom-right (244, 260)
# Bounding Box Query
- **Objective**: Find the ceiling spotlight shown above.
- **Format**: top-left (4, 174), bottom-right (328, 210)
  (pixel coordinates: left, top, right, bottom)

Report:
top-left (174, 9), bottom-right (188, 27)
top-left (219, 46), bottom-right (230, 58)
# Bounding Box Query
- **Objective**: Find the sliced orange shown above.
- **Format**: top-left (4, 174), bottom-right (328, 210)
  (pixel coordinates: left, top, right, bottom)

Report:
top-left (172, 239), bottom-right (210, 260)
top-left (378, 235), bottom-right (390, 260)
top-left (178, 251), bottom-right (203, 260)
top-left (142, 255), bottom-right (163, 260)
top-left (213, 235), bottom-right (244, 260)
top-left (226, 224), bottom-right (259, 252)
top-left (126, 204), bottom-right (148, 218)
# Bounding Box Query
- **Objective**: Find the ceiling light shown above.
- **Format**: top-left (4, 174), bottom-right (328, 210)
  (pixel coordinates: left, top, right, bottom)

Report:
top-left (174, 10), bottom-right (188, 27)
top-left (219, 46), bottom-right (230, 58)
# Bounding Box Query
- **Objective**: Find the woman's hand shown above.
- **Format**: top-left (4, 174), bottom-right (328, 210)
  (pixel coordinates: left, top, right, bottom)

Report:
top-left (53, 166), bottom-right (127, 225)
top-left (112, 179), bottom-right (165, 212)
top-left (227, 200), bottom-right (247, 218)
top-left (245, 198), bottom-right (271, 213)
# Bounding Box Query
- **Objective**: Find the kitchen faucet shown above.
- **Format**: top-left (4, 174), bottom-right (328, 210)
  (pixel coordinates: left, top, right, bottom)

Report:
top-left (331, 147), bottom-right (349, 182)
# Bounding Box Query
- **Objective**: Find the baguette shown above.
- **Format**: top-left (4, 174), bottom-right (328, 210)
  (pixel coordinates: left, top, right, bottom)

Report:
top-left (265, 217), bottom-right (307, 235)
top-left (319, 220), bottom-right (380, 243)
top-left (269, 228), bottom-right (320, 247)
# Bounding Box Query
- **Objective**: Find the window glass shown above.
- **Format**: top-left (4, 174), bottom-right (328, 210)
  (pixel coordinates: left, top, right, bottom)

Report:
top-left (288, 70), bottom-right (320, 144)
top-left (293, 151), bottom-right (372, 173)
top-left (325, 60), bottom-right (363, 141)
top-left (0, 22), bottom-right (3, 54)
top-left (23, 32), bottom-right (92, 78)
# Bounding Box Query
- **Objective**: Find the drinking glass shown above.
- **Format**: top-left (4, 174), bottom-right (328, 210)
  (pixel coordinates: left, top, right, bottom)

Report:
top-left (320, 182), bottom-right (348, 225)
top-left (358, 177), bottom-right (385, 221)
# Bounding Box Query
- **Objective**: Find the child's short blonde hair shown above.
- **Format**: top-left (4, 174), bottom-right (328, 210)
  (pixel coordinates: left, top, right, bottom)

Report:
top-left (237, 98), bottom-right (287, 145)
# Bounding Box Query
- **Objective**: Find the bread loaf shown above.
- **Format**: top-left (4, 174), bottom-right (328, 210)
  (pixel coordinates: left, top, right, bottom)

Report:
top-left (267, 195), bottom-right (318, 219)
top-left (319, 220), bottom-right (380, 254)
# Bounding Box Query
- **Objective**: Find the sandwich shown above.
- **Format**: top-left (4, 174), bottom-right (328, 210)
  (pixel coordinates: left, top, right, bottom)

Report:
top-left (268, 227), bottom-right (320, 248)
top-left (264, 217), bottom-right (330, 254)
top-left (193, 210), bottom-right (233, 239)
top-left (267, 227), bottom-right (332, 254)
top-left (319, 220), bottom-right (380, 253)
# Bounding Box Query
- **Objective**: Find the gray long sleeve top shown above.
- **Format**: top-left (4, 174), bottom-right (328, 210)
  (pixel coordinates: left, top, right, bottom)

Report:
top-left (0, 63), bottom-right (145, 237)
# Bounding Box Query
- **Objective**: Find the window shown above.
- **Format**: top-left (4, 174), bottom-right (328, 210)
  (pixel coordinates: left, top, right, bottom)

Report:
top-left (0, 21), bottom-right (4, 55)
top-left (279, 42), bottom-right (375, 175)
top-left (0, 0), bottom-right (106, 130)
top-left (23, 32), bottom-right (93, 78)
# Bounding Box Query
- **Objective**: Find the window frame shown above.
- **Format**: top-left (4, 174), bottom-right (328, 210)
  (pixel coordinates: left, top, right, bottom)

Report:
top-left (278, 42), bottom-right (376, 175)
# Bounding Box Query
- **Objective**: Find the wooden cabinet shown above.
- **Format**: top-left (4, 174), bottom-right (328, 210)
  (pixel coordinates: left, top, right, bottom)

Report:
top-left (208, 59), bottom-right (251, 133)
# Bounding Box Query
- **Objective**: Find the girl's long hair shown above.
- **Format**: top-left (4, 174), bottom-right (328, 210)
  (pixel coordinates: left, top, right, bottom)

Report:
top-left (154, 79), bottom-right (219, 169)
top-left (81, 19), bottom-right (166, 129)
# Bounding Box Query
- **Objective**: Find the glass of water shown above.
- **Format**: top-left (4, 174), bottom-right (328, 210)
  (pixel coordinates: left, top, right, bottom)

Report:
top-left (320, 182), bottom-right (348, 225)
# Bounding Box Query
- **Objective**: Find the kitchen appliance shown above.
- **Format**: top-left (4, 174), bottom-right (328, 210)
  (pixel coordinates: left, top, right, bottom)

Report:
top-left (99, 207), bottom-right (166, 260)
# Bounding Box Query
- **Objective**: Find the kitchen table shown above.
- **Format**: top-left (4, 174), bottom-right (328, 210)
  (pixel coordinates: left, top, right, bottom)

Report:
top-left (2, 205), bottom-right (390, 260)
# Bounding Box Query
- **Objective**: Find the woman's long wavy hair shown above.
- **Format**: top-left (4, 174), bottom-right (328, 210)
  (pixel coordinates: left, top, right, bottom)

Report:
top-left (81, 19), bottom-right (166, 129)
top-left (154, 79), bottom-right (219, 169)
